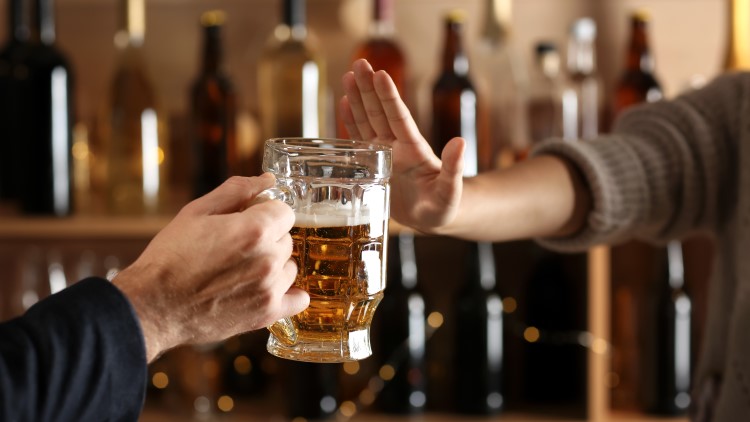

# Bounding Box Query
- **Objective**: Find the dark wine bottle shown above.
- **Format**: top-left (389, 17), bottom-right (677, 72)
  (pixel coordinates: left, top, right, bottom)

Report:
top-left (0, 0), bottom-right (32, 202)
top-left (374, 232), bottom-right (427, 414)
top-left (455, 241), bottom-right (504, 415)
top-left (641, 241), bottom-right (692, 415)
top-left (17, 0), bottom-right (74, 216)
top-left (190, 10), bottom-right (237, 198)
top-left (281, 361), bottom-right (339, 420)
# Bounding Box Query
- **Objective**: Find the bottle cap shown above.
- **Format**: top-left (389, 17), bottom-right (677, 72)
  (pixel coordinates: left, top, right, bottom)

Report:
top-left (201, 10), bottom-right (227, 27)
top-left (631, 9), bottom-right (650, 23)
top-left (535, 41), bottom-right (557, 56)
top-left (445, 9), bottom-right (467, 24)
top-left (570, 17), bottom-right (596, 41)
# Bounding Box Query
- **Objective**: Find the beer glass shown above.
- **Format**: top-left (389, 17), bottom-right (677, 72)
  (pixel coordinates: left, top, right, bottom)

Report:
top-left (260, 138), bottom-right (392, 363)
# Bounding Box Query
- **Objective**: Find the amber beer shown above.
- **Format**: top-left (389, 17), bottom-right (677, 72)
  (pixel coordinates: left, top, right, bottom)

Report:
top-left (262, 137), bottom-right (392, 363)
top-left (278, 210), bottom-right (386, 361)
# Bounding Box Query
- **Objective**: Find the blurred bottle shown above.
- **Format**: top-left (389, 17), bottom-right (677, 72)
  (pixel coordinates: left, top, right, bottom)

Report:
top-left (190, 10), bottom-right (238, 198)
top-left (609, 10), bottom-right (665, 411)
top-left (343, 0), bottom-right (406, 138)
top-left (455, 242), bottom-right (503, 415)
top-left (258, 0), bottom-right (327, 139)
top-left (431, 10), bottom-right (488, 176)
top-left (0, 0), bottom-right (31, 204)
top-left (281, 361), bottom-right (338, 420)
top-left (613, 11), bottom-right (663, 114)
top-left (566, 18), bottom-right (601, 140)
top-left (374, 232), bottom-right (427, 414)
top-left (103, 0), bottom-right (168, 215)
top-left (724, 0), bottom-right (750, 71)
top-left (16, 0), bottom-right (74, 216)
top-left (352, 0), bottom-right (406, 95)
top-left (474, 0), bottom-right (527, 169)
top-left (520, 42), bottom-right (577, 159)
top-left (641, 241), bottom-right (692, 415)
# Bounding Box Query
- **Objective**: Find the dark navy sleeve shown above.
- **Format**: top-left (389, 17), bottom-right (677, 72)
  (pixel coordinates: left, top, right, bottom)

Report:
top-left (0, 277), bottom-right (148, 421)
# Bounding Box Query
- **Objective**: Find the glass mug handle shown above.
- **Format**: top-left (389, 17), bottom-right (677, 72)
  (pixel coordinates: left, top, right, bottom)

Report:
top-left (249, 186), bottom-right (299, 346)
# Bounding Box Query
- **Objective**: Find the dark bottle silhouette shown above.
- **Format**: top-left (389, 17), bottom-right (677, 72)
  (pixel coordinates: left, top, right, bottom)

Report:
top-left (641, 241), bottom-right (692, 415)
top-left (374, 232), bottom-right (427, 414)
top-left (190, 10), bottom-right (238, 198)
top-left (281, 361), bottom-right (339, 420)
top-left (18, 0), bottom-right (74, 216)
top-left (0, 0), bottom-right (32, 202)
top-left (454, 241), bottom-right (504, 415)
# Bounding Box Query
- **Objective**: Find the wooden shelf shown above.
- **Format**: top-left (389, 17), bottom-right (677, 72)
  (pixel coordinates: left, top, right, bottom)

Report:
top-left (0, 216), bottom-right (170, 241)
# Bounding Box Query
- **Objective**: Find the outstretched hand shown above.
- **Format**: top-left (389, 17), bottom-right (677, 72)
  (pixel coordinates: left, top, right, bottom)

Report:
top-left (340, 59), bottom-right (465, 234)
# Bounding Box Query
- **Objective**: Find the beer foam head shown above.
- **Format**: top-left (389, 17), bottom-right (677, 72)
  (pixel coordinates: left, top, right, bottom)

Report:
top-left (294, 202), bottom-right (381, 228)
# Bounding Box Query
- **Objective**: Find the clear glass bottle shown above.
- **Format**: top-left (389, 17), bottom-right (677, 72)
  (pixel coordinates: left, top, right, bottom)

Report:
top-left (104, 0), bottom-right (168, 215)
top-left (566, 18), bottom-right (601, 140)
top-left (258, 0), bottom-right (327, 139)
top-left (474, 0), bottom-right (527, 169)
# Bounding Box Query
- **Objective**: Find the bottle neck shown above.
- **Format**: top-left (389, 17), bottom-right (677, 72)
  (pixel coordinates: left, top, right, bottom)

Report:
top-left (283, 0), bottom-right (307, 37)
top-left (115, 0), bottom-right (146, 49)
top-left (568, 38), bottom-right (596, 75)
top-left (441, 19), bottom-right (469, 76)
top-left (725, 0), bottom-right (750, 70)
top-left (370, 0), bottom-right (395, 37)
top-left (625, 19), bottom-right (655, 74)
top-left (201, 26), bottom-right (223, 74)
top-left (30, 0), bottom-right (55, 45)
top-left (481, 0), bottom-right (511, 45)
top-left (466, 242), bottom-right (496, 291)
top-left (667, 241), bottom-right (685, 290)
top-left (9, 0), bottom-right (31, 42)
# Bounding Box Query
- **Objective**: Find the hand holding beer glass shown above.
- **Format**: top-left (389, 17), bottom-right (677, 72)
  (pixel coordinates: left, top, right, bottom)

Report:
top-left (259, 138), bottom-right (392, 363)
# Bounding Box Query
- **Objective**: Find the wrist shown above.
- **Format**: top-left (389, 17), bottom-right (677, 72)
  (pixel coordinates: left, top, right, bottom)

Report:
top-left (112, 264), bottom-right (171, 362)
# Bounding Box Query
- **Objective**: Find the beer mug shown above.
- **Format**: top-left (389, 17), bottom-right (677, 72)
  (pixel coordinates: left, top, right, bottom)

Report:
top-left (260, 138), bottom-right (392, 362)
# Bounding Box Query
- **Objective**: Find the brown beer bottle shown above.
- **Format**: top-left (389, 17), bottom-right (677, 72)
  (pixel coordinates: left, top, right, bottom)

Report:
top-left (258, 0), bottom-right (327, 139)
top-left (610, 10), bottom-right (664, 411)
top-left (374, 232), bottom-right (427, 414)
top-left (0, 0), bottom-right (31, 203)
top-left (17, 0), bottom-right (74, 216)
top-left (190, 11), bottom-right (238, 198)
top-left (613, 11), bottom-right (662, 114)
top-left (454, 242), bottom-right (503, 415)
top-left (431, 10), bottom-right (487, 176)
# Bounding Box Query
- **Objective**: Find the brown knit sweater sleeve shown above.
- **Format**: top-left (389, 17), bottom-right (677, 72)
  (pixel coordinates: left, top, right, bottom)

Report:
top-left (532, 72), bottom-right (746, 251)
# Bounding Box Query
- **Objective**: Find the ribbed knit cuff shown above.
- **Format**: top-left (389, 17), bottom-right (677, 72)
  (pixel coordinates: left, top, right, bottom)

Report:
top-left (530, 135), bottom-right (650, 252)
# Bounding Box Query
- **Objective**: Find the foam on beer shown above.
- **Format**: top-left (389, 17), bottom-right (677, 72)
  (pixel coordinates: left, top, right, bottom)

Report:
top-left (293, 202), bottom-right (382, 228)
